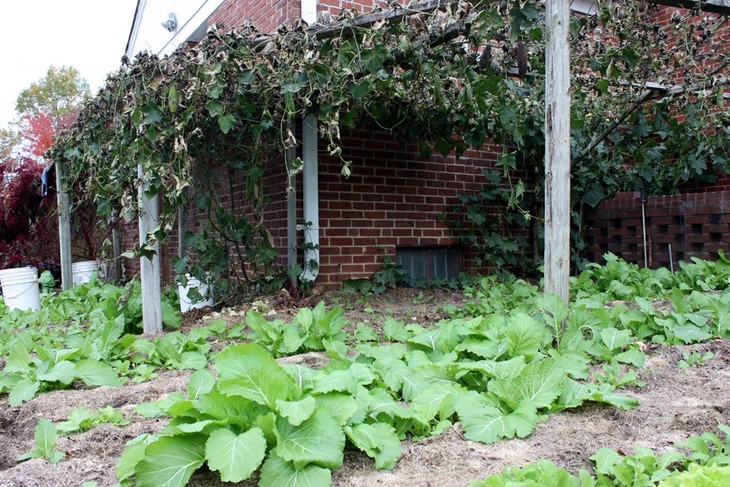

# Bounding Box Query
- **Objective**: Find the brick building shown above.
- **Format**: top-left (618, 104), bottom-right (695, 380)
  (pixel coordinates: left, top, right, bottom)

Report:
top-left (125, 0), bottom-right (519, 288)
top-left (123, 0), bottom-right (729, 289)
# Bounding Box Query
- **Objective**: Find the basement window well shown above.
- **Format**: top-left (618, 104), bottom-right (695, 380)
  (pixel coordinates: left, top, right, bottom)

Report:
top-left (395, 247), bottom-right (463, 286)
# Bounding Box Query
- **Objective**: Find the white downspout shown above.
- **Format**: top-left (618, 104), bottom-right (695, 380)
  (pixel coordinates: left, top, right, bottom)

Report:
top-left (300, 114), bottom-right (320, 282)
top-left (294, 0), bottom-right (319, 282)
top-left (301, 0), bottom-right (317, 24)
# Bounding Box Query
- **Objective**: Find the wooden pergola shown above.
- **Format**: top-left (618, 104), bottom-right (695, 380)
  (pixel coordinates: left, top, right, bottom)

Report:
top-left (55, 0), bottom-right (730, 334)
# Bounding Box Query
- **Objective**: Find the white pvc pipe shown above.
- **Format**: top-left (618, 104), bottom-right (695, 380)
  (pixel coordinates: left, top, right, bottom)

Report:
top-left (301, 114), bottom-right (320, 282)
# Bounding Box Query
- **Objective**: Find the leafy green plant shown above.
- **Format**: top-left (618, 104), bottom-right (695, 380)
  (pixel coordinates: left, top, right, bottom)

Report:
top-left (17, 418), bottom-right (65, 464)
top-left (241, 302), bottom-right (349, 357)
top-left (445, 169), bottom-right (535, 275)
top-left (55, 406), bottom-right (129, 434)
top-left (659, 464), bottom-right (730, 486)
top-left (371, 256), bottom-right (408, 294)
top-left (117, 344), bottom-right (402, 487)
top-left (678, 351), bottom-right (714, 368)
top-left (594, 359), bottom-right (646, 389)
top-left (472, 425), bottom-right (730, 487)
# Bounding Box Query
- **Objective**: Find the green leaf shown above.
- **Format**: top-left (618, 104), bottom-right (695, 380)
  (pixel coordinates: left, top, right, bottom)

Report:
top-left (276, 397), bottom-right (317, 426)
top-left (589, 385), bottom-right (638, 410)
top-left (275, 408), bottom-right (345, 470)
top-left (187, 368), bottom-right (215, 399)
top-left (116, 434), bottom-right (158, 482)
top-left (136, 434), bottom-right (206, 487)
top-left (259, 452), bottom-right (332, 487)
top-left (218, 113), bottom-right (236, 134)
top-left (216, 344), bottom-right (294, 408)
top-left (205, 427), bottom-right (267, 482)
top-left (9, 379), bottom-right (40, 406)
top-left (38, 360), bottom-right (76, 385)
top-left (505, 313), bottom-right (546, 359)
top-left (168, 85), bottom-right (179, 113)
top-left (74, 359), bottom-right (121, 386)
top-left (591, 447), bottom-right (621, 475)
top-left (349, 81), bottom-right (370, 100)
top-left (614, 347), bottom-right (646, 367)
top-left (36, 418), bottom-right (61, 458)
top-left (345, 423), bottom-right (402, 470)
top-left (491, 357), bottom-right (565, 409)
top-left (455, 392), bottom-right (537, 444)
top-left (206, 100), bottom-right (224, 116)
top-left (600, 327), bottom-right (633, 351)
top-left (314, 393), bottom-right (359, 426)
top-left (383, 318), bottom-right (409, 342)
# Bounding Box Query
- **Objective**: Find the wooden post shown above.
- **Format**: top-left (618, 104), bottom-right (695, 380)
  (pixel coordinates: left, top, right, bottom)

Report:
top-left (286, 120), bottom-right (298, 288)
top-left (544, 0), bottom-right (571, 304)
top-left (177, 205), bottom-right (186, 259)
top-left (109, 208), bottom-right (122, 282)
top-left (138, 164), bottom-right (163, 334)
top-left (55, 161), bottom-right (72, 291)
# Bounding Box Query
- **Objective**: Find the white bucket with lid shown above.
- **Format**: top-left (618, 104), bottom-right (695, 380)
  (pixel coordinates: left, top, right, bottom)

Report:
top-left (72, 260), bottom-right (100, 285)
top-left (178, 275), bottom-right (214, 312)
top-left (0, 266), bottom-right (41, 311)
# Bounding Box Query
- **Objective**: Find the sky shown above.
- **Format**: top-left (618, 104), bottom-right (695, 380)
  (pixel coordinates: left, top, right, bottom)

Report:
top-left (0, 0), bottom-right (138, 129)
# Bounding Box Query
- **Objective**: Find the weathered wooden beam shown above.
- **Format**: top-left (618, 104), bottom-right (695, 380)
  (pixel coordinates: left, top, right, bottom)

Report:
top-left (544, 0), bottom-right (572, 305)
top-left (55, 161), bottom-right (73, 291)
top-left (647, 0), bottom-right (730, 15)
top-left (138, 164), bottom-right (163, 335)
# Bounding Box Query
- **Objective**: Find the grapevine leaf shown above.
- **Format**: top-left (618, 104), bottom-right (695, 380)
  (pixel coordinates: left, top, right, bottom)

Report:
top-left (205, 427), bottom-right (266, 482)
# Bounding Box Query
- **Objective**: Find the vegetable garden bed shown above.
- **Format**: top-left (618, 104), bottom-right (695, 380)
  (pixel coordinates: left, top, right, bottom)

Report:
top-left (1, 256), bottom-right (729, 486)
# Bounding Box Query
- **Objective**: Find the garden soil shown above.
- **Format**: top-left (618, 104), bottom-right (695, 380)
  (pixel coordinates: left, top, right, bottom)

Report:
top-left (1, 289), bottom-right (729, 487)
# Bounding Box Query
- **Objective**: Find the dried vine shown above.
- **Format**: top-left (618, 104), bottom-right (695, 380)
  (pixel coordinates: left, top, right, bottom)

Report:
top-left (50, 0), bottom-right (729, 281)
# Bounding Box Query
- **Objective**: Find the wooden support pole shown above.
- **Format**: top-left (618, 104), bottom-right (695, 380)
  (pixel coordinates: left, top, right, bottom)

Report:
top-left (285, 120), bottom-right (298, 288)
top-left (109, 208), bottom-right (122, 282)
top-left (544, 0), bottom-right (571, 304)
top-left (138, 164), bottom-right (163, 334)
top-left (55, 161), bottom-right (72, 291)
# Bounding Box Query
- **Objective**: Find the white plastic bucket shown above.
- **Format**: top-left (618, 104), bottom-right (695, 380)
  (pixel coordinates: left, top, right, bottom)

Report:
top-left (178, 275), bottom-right (214, 312)
top-left (72, 260), bottom-right (99, 285)
top-left (0, 267), bottom-right (41, 311)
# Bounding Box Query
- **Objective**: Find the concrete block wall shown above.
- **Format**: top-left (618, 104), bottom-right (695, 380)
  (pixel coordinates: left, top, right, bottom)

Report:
top-left (583, 190), bottom-right (730, 269)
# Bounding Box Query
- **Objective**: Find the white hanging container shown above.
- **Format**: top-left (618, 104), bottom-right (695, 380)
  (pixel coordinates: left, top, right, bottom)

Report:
top-left (0, 266), bottom-right (41, 311)
top-left (178, 275), bottom-right (214, 312)
top-left (72, 260), bottom-right (100, 285)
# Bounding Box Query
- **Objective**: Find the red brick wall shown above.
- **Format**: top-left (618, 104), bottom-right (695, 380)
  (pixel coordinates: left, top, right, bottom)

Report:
top-left (141, 123), bottom-right (513, 288)
top-left (208, 0), bottom-right (298, 31)
top-left (313, 127), bottom-right (506, 286)
top-left (583, 191), bottom-right (730, 269)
